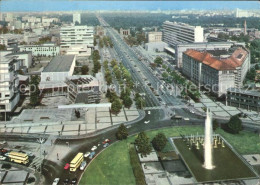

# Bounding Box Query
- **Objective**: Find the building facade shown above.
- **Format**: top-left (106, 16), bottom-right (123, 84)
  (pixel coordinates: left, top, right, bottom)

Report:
top-left (148, 32), bottom-right (162, 43)
top-left (60, 25), bottom-right (94, 52)
top-left (182, 47), bottom-right (250, 96)
top-left (19, 43), bottom-right (60, 57)
top-left (73, 13), bottom-right (81, 24)
top-left (162, 21), bottom-right (204, 47)
top-left (227, 88), bottom-right (260, 112)
top-left (0, 55), bottom-right (20, 113)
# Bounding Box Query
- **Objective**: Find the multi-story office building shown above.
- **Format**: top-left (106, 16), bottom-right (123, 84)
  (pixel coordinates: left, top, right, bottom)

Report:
top-left (174, 42), bottom-right (239, 68)
top-left (162, 21), bottom-right (204, 47)
top-left (182, 46), bottom-right (250, 96)
top-left (60, 25), bottom-right (94, 53)
top-left (227, 88), bottom-right (260, 112)
top-left (148, 32), bottom-right (162, 43)
top-left (73, 13), bottom-right (81, 24)
top-left (19, 43), bottom-right (60, 57)
top-left (0, 55), bottom-right (20, 114)
top-left (66, 75), bottom-right (100, 104)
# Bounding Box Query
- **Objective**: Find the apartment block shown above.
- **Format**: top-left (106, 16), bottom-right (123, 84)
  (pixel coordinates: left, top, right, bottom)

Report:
top-left (19, 43), bottom-right (60, 57)
top-left (73, 13), bottom-right (81, 24)
top-left (148, 32), bottom-right (162, 43)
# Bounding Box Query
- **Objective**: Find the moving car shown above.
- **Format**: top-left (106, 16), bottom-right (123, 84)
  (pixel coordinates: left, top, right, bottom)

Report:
top-left (64, 163), bottom-right (70, 170)
top-left (71, 178), bottom-right (77, 184)
top-left (84, 152), bottom-right (90, 158)
top-left (80, 161), bottom-right (87, 170)
top-left (0, 155), bottom-right (6, 161)
top-left (52, 178), bottom-right (60, 185)
top-left (91, 146), bottom-right (97, 151)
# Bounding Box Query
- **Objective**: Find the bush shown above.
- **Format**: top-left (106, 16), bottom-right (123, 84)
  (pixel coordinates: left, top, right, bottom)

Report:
top-left (129, 145), bottom-right (146, 185)
top-left (1, 163), bottom-right (11, 169)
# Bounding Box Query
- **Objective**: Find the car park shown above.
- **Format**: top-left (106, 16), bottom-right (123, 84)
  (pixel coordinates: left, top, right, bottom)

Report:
top-left (64, 163), bottom-right (70, 170)
top-left (80, 161), bottom-right (87, 170)
top-left (52, 178), bottom-right (60, 185)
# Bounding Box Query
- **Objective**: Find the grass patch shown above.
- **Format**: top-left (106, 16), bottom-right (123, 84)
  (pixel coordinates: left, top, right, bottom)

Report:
top-left (80, 126), bottom-right (259, 185)
top-left (129, 144), bottom-right (146, 185)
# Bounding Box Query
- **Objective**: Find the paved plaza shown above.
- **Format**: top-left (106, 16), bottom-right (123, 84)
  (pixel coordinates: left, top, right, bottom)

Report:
top-left (191, 94), bottom-right (260, 124)
top-left (0, 103), bottom-right (140, 136)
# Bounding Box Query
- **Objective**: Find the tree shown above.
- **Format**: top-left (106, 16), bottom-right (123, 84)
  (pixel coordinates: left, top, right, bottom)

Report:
top-left (213, 119), bottom-right (219, 131)
top-left (135, 132), bottom-right (152, 156)
top-left (111, 99), bottom-right (122, 115)
top-left (29, 75), bottom-right (40, 106)
top-left (0, 44), bottom-right (6, 51)
top-left (162, 72), bottom-right (169, 79)
top-left (115, 124), bottom-right (128, 140)
top-left (227, 115), bottom-right (243, 134)
top-left (154, 56), bottom-right (163, 65)
top-left (136, 97), bottom-right (145, 109)
top-left (123, 96), bottom-right (133, 109)
top-left (81, 65), bottom-right (89, 75)
top-left (152, 133), bottom-right (167, 151)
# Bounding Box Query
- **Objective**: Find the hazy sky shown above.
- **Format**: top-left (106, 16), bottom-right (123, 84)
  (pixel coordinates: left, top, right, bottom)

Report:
top-left (1, 1), bottom-right (259, 12)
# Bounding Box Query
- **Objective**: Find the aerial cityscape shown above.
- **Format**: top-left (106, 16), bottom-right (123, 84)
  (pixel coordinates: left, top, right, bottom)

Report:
top-left (0, 1), bottom-right (260, 185)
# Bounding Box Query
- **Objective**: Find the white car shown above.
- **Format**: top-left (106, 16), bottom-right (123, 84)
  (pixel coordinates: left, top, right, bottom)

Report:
top-left (0, 155), bottom-right (6, 161)
top-left (80, 161), bottom-right (87, 170)
top-left (147, 111), bottom-right (151, 115)
top-left (84, 152), bottom-right (90, 158)
top-left (52, 178), bottom-right (60, 185)
top-left (144, 120), bottom-right (150, 124)
top-left (91, 146), bottom-right (97, 151)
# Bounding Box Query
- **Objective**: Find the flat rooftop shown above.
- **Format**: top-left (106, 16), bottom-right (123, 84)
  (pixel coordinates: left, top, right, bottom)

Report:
top-left (227, 88), bottom-right (260, 97)
top-left (43, 55), bottom-right (75, 72)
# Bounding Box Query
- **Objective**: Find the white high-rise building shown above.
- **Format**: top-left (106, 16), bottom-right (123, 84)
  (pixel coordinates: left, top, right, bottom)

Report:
top-left (0, 55), bottom-right (20, 113)
top-left (73, 13), bottom-right (81, 25)
top-left (162, 21), bottom-right (204, 47)
top-left (60, 25), bottom-right (94, 52)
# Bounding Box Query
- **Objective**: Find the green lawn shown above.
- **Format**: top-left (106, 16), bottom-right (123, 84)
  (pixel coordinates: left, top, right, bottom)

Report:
top-left (80, 126), bottom-right (259, 185)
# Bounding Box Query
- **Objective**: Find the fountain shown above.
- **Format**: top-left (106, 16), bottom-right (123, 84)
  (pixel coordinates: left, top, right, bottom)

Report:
top-left (203, 108), bottom-right (215, 170)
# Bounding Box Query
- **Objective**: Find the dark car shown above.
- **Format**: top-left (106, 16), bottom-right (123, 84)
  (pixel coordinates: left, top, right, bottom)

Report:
top-left (63, 178), bottom-right (70, 184)
top-left (71, 178), bottom-right (77, 184)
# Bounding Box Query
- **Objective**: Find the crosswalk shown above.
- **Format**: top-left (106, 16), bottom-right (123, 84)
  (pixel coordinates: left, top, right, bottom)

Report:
top-left (143, 105), bottom-right (188, 110)
top-left (29, 156), bottom-right (42, 170)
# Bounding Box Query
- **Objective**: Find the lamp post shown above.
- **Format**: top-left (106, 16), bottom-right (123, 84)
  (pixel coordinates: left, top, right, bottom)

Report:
top-left (66, 141), bottom-right (69, 148)
top-left (37, 138), bottom-right (45, 174)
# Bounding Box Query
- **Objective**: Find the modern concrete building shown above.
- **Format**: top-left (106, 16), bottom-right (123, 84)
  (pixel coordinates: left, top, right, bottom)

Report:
top-left (174, 42), bottom-right (238, 68)
top-left (182, 46), bottom-right (250, 96)
top-left (162, 21), bottom-right (204, 47)
top-left (6, 51), bottom-right (32, 68)
top-left (60, 25), bottom-right (94, 53)
top-left (0, 55), bottom-right (20, 114)
top-left (144, 42), bottom-right (168, 52)
top-left (66, 45), bottom-right (91, 57)
top-left (119, 28), bottom-right (130, 36)
top-left (19, 43), bottom-right (60, 57)
top-left (148, 32), bottom-right (162, 43)
top-left (66, 75), bottom-right (101, 104)
top-left (227, 88), bottom-right (260, 112)
top-left (73, 13), bottom-right (81, 24)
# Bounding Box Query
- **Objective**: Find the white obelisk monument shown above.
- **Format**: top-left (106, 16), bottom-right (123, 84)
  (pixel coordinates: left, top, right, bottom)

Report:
top-left (203, 108), bottom-right (214, 170)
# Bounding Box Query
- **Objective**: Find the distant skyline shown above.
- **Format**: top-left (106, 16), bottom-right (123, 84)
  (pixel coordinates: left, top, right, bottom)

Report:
top-left (1, 1), bottom-right (260, 12)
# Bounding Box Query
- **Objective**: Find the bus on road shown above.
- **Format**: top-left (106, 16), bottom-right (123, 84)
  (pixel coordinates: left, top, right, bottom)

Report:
top-left (8, 151), bottom-right (29, 165)
top-left (70, 153), bottom-right (84, 172)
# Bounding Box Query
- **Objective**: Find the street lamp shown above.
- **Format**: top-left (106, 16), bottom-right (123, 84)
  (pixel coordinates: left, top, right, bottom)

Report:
top-left (66, 141), bottom-right (69, 148)
top-left (37, 138), bottom-right (45, 173)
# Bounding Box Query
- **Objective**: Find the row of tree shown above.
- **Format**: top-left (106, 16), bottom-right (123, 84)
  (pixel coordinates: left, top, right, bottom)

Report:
top-left (92, 50), bottom-right (101, 74)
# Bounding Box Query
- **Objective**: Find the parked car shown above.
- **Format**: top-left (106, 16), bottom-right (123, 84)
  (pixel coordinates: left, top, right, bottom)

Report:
top-left (91, 146), bottom-right (97, 151)
top-left (89, 152), bottom-right (95, 159)
top-left (52, 178), bottom-right (60, 185)
top-left (0, 155), bottom-right (6, 161)
top-left (71, 178), bottom-right (77, 184)
top-left (64, 163), bottom-right (70, 170)
top-left (147, 111), bottom-right (151, 115)
top-left (0, 141), bottom-right (6, 145)
top-left (0, 148), bottom-right (7, 153)
top-left (103, 143), bottom-right (109, 148)
top-left (84, 152), bottom-right (90, 158)
top-left (80, 161), bottom-right (87, 170)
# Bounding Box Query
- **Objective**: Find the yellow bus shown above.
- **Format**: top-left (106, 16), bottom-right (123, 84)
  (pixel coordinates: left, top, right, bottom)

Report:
top-left (70, 153), bottom-right (83, 172)
top-left (8, 151), bottom-right (29, 165)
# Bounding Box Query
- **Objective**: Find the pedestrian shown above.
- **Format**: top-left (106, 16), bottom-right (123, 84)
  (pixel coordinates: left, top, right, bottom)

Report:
top-left (57, 153), bottom-right (59, 160)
